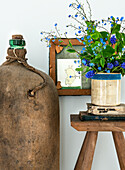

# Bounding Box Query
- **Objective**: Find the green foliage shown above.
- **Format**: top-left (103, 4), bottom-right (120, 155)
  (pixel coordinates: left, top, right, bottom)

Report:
top-left (41, 0), bottom-right (125, 76)
top-left (111, 24), bottom-right (121, 34)
top-left (116, 32), bottom-right (121, 39)
top-left (67, 49), bottom-right (76, 53)
top-left (121, 33), bottom-right (125, 45)
top-left (91, 32), bottom-right (100, 40)
top-left (69, 40), bottom-right (72, 47)
top-left (102, 45), bottom-right (115, 57)
top-left (76, 67), bottom-right (83, 71)
top-left (100, 57), bottom-right (105, 68)
top-left (91, 58), bottom-right (100, 64)
top-left (100, 31), bottom-right (109, 38)
top-left (69, 15), bottom-right (125, 75)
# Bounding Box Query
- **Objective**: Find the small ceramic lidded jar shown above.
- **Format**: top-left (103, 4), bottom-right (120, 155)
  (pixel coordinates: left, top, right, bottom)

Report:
top-left (91, 73), bottom-right (121, 106)
top-left (0, 35), bottom-right (59, 170)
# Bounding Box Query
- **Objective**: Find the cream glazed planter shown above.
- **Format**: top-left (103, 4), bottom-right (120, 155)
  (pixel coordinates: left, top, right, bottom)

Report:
top-left (91, 73), bottom-right (121, 106)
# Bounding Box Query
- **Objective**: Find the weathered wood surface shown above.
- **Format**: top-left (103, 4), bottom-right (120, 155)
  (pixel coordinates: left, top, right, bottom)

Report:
top-left (50, 38), bottom-right (84, 46)
top-left (57, 89), bottom-right (91, 96)
top-left (71, 115), bottom-right (125, 170)
top-left (71, 115), bottom-right (125, 132)
top-left (75, 132), bottom-right (98, 170)
top-left (87, 103), bottom-right (125, 115)
top-left (112, 132), bottom-right (125, 170)
top-left (49, 42), bottom-right (56, 83)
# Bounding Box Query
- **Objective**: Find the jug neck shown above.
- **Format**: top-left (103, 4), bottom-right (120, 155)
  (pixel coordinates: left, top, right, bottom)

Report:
top-left (7, 48), bottom-right (27, 60)
top-left (7, 34), bottom-right (27, 60)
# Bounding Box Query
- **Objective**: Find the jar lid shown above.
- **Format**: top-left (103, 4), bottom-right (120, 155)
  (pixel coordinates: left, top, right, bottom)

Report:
top-left (9, 39), bottom-right (26, 49)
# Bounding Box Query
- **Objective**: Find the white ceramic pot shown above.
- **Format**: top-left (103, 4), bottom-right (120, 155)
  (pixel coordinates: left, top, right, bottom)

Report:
top-left (91, 73), bottom-right (121, 106)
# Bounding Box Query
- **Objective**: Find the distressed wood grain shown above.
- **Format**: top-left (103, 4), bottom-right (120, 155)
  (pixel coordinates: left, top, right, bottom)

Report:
top-left (75, 132), bottom-right (98, 170)
top-left (112, 132), bottom-right (125, 170)
top-left (71, 115), bottom-right (125, 132)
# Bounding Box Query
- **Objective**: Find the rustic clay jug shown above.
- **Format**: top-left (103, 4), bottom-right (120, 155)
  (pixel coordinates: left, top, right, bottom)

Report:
top-left (0, 35), bottom-right (59, 170)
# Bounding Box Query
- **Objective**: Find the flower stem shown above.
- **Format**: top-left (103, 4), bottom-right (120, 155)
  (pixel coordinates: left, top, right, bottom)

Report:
top-left (112, 66), bottom-right (120, 72)
top-left (86, 0), bottom-right (92, 20)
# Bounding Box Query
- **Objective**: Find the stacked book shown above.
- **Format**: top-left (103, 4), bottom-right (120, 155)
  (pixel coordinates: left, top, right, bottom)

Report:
top-left (79, 103), bottom-right (125, 121)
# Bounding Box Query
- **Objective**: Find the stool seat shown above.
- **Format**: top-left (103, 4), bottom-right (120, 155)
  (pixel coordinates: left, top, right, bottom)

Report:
top-left (70, 115), bottom-right (125, 170)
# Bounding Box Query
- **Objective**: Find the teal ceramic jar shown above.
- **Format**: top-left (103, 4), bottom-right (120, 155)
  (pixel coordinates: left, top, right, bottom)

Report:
top-left (91, 73), bottom-right (121, 106)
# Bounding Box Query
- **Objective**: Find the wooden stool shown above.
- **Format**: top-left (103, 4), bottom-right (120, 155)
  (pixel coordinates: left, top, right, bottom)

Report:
top-left (70, 115), bottom-right (125, 170)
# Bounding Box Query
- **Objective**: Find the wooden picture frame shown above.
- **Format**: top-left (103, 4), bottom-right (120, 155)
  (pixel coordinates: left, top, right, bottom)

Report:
top-left (49, 38), bottom-right (91, 96)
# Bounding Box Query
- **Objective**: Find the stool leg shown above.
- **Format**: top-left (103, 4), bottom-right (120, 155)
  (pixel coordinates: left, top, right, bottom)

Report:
top-left (74, 131), bottom-right (98, 170)
top-left (112, 132), bottom-right (125, 170)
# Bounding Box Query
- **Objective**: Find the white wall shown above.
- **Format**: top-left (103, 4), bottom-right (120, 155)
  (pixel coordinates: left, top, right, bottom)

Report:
top-left (0, 0), bottom-right (125, 169)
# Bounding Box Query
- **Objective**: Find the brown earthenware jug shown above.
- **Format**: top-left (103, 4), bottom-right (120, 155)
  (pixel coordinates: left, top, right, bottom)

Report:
top-left (0, 35), bottom-right (59, 170)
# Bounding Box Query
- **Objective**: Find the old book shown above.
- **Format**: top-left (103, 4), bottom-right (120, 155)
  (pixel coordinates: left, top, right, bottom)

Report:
top-left (79, 111), bottom-right (125, 121)
top-left (87, 103), bottom-right (125, 115)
